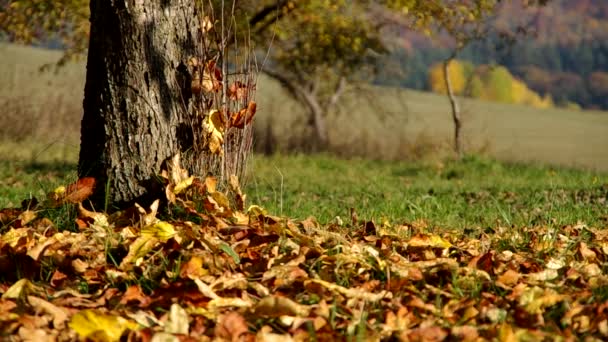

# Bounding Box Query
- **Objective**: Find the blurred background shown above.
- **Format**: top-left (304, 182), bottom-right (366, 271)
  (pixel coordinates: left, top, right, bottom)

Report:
top-left (1, 0), bottom-right (607, 170)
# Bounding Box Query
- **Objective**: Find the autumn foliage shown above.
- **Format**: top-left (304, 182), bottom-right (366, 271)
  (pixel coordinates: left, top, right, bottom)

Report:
top-left (2, 154), bottom-right (608, 340)
top-left (429, 60), bottom-right (554, 109)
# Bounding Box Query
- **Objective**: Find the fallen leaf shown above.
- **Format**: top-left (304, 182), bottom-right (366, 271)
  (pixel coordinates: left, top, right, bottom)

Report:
top-left (253, 296), bottom-right (310, 318)
top-left (215, 311), bottom-right (249, 341)
top-left (165, 303), bottom-right (189, 335)
top-left (69, 309), bottom-right (139, 342)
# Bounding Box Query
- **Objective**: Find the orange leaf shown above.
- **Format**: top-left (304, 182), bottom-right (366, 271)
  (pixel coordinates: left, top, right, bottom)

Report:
top-left (64, 177), bottom-right (96, 203)
top-left (228, 81), bottom-right (249, 101)
top-left (230, 101), bottom-right (257, 129)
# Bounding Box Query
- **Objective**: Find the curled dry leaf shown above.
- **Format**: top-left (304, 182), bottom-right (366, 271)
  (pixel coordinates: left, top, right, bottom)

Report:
top-left (205, 109), bottom-right (225, 155)
top-left (228, 81), bottom-right (250, 101)
top-left (230, 101), bottom-right (257, 129)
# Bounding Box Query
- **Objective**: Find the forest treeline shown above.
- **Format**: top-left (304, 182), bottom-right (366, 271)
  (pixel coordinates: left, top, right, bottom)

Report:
top-left (374, 0), bottom-right (608, 110)
top-left (373, 40), bottom-right (608, 110)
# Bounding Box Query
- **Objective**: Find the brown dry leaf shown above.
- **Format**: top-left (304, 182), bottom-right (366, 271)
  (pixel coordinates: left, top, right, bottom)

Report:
top-left (229, 174), bottom-right (246, 211)
top-left (27, 295), bottom-right (69, 328)
top-left (201, 60), bottom-right (222, 93)
top-left (215, 311), bottom-right (249, 341)
top-left (228, 81), bottom-right (249, 101)
top-left (50, 270), bottom-right (68, 288)
top-left (64, 177), bottom-right (96, 203)
top-left (77, 202), bottom-right (109, 230)
top-left (497, 269), bottom-right (521, 288)
top-left (0, 207), bottom-right (22, 226)
top-left (450, 325), bottom-right (479, 341)
top-left (262, 265), bottom-right (308, 288)
top-left (253, 296), bottom-right (310, 318)
top-left (579, 241), bottom-right (597, 261)
top-left (405, 326), bottom-right (448, 342)
top-left (119, 285), bottom-right (151, 307)
top-left (307, 278), bottom-right (391, 302)
top-left (256, 326), bottom-right (294, 342)
top-left (230, 101), bottom-right (257, 129)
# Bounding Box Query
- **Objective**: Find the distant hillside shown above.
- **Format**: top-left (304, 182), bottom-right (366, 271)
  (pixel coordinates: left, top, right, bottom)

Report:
top-left (376, 0), bottom-right (608, 110)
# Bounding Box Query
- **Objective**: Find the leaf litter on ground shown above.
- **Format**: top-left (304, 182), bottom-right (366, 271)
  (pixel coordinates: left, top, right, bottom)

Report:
top-left (1, 154), bottom-right (608, 341)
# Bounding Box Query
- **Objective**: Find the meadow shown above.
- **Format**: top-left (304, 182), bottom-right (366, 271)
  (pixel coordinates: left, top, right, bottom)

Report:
top-left (2, 43), bottom-right (608, 340)
top-left (1, 42), bottom-right (607, 226)
top-left (2, 42), bottom-right (608, 170)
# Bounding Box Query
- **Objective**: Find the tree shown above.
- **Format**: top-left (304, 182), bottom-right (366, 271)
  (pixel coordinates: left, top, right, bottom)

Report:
top-left (3, 0), bottom-right (256, 207)
top-left (414, 0), bottom-right (551, 157)
top-left (248, 1), bottom-right (384, 148)
top-left (81, 0), bottom-right (258, 207)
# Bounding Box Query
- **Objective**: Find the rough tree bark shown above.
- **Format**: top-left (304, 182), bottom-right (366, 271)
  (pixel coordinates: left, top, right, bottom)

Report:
top-left (79, 0), bottom-right (206, 208)
top-left (443, 56), bottom-right (463, 158)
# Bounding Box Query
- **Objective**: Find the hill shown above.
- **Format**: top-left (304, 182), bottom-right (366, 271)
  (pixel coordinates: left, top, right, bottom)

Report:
top-left (378, 0), bottom-right (608, 110)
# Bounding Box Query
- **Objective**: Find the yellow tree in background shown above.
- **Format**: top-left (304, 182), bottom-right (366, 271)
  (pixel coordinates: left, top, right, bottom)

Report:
top-left (429, 61), bottom-right (554, 109)
top-left (429, 60), bottom-right (475, 96)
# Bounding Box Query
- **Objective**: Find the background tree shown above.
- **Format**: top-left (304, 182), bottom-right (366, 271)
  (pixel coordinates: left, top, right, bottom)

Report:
top-left (0, 0), bottom-right (89, 66)
top-left (408, 0), bottom-right (551, 157)
top-left (247, 1), bottom-right (383, 148)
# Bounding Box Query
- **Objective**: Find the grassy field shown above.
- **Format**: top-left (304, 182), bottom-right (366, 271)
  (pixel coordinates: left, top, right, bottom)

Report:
top-left (2, 42), bottom-right (608, 170)
top-left (1, 42), bottom-right (608, 226)
top-left (2, 153), bottom-right (607, 229)
top-left (248, 154), bottom-right (608, 228)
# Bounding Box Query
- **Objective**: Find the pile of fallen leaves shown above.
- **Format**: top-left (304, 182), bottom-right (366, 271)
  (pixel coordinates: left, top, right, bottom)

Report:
top-left (1, 155), bottom-right (608, 341)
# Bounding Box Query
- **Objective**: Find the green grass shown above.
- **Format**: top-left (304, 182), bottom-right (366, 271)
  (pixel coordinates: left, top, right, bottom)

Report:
top-left (246, 154), bottom-right (608, 228)
top-left (2, 154), bottom-right (606, 230)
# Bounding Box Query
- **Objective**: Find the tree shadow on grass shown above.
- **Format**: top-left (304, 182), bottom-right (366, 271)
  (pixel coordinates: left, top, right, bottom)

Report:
top-left (22, 161), bottom-right (76, 176)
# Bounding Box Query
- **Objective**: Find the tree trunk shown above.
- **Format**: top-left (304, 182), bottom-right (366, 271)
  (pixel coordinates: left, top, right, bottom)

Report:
top-left (79, 0), bottom-right (206, 208)
top-left (443, 58), bottom-right (463, 158)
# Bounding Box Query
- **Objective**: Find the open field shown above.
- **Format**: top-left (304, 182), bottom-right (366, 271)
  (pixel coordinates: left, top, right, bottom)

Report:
top-left (2, 43), bottom-right (608, 171)
top-left (2, 152), bottom-right (607, 228)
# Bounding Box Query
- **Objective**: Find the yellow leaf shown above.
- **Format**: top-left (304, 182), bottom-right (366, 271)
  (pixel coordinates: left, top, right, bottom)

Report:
top-left (141, 221), bottom-right (176, 242)
top-left (174, 176), bottom-right (194, 194)
top-left (408, 234), bottom-right (452, 249)
top-left (206, 110), bottom-right (224, 155)
top-left (69, 310), bottom-right (139, 342)
top-left (0, 228), bottom-right (30, 248)
top-left (119, 236), bottom-right (158, 270)
top-left (210, 191), bottom-right (230, 211)
top-left (247, 205), bottom-right (267, 217)
top-left (165, 304), bottom-right (189, 335)
top-left (205, 176), bottom-right (218, 193)
top-left (2, 279), bottom-right (43, 299)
